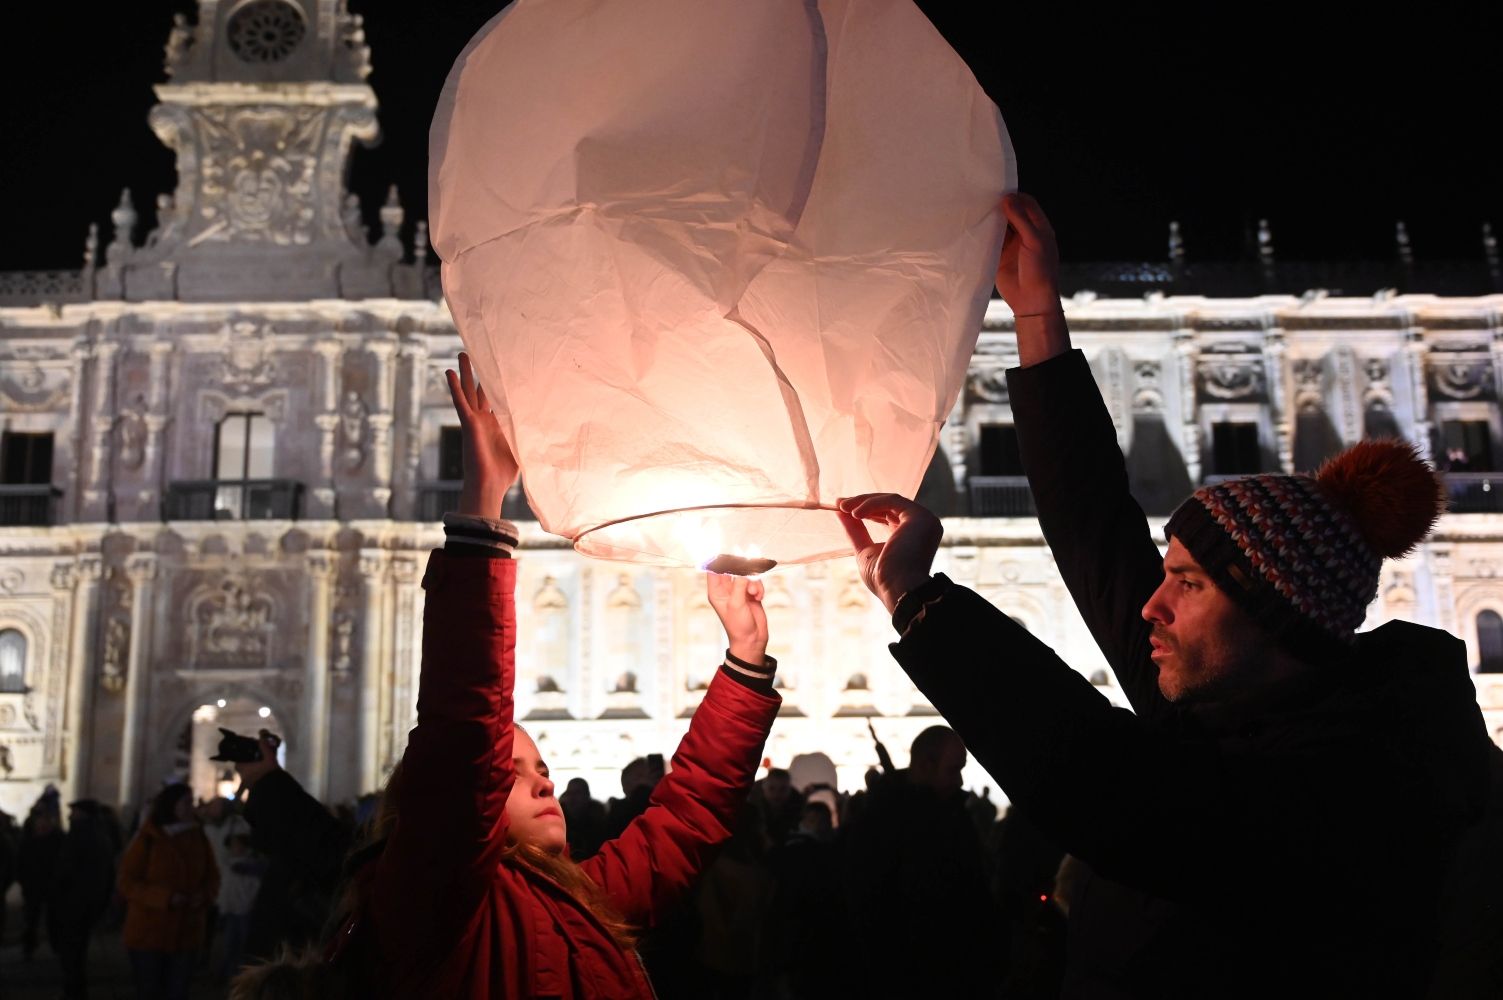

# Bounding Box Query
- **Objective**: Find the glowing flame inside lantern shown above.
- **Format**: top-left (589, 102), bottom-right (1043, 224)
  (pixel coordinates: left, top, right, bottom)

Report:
top-left (675, 516), bottom-right (773, 576)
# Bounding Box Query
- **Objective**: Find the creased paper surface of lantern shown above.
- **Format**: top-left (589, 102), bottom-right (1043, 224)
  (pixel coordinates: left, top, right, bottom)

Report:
top-left (431, 0), bottom-right (1015, 569)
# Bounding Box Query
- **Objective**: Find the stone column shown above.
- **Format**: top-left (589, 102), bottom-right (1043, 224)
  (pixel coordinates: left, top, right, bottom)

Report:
top-left (302, 553), bottom-right (336, 799)
top-left (117, 554), bottom-right (157, 809)
top-left (368, 341), bottom-right (398, 513)
top-left (1403, 327), bottom-right (1433, 461)
top-left (1173, 328), bottom-right (1203, 485)
top-left (312, 341), bottom-right (343, 519)
top-left (1265, 327), bottom-right (1294, 473)
top-left (67, 340), bottom-right (90, 522)
top-left (398, 340), bottom-right (430, 520)
top-left (1426, 543), bottom-right (1458, 635)
top-left (944, 394), bottom-right (968, 495)
top-left (387, 557), bottom-right (421, 773)
top-left (357, 550), bottom-right (388, 793)
top-left (82, 341), bottom-right (119, 520)
top-left (140, 341), bottom-right (173, 508)
top-left (63, 558), bottom-right (104, 798)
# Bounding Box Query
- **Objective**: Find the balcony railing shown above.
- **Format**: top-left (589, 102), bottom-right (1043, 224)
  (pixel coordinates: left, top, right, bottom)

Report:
top-left (967, 476), bottom-right (1036, 517)
top-left (1445, 473), bottom-right (1503, 514)
top-left (414, 481), bottom-right (535, 522)
top-left (164, 480), bottom-right (304, 521)
top-left (0, 485), bottom-right (63, 526)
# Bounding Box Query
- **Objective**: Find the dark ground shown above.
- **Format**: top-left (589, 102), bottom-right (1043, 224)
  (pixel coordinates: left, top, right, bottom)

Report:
top-left (0, 886), bottom-right (224, 1000)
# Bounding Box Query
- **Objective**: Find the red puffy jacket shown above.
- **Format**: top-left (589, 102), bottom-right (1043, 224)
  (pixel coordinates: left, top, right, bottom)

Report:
top-left (371, 552), bottom-right (779, 998)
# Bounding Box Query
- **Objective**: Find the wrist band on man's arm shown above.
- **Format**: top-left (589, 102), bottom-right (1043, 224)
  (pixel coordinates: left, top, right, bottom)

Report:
top-left (442, 513), bottom-right (520, 558)
top-left (892, 573), bottom-right (952, 637)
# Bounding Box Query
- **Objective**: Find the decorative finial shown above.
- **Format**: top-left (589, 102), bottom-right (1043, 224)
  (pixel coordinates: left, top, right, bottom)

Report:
top-left (83, 223), bottom-right (99, 270)
top-left (1257, 219), bottom-right (1274, 263)
top-left (413, 221), bottom-right (430, 267)
top-left (1168, 221), bottom-right (1184, 263)
top-left (343, 194), bottom-right (366, 245)
top-left (164, 12), bottom-right (194, 78)
top-left (378, 185), bottom-right (405, 256)
top-left (106, 189), bottom-right (138, 265)
top-left (1395, 220), bottom-right (1413, 264)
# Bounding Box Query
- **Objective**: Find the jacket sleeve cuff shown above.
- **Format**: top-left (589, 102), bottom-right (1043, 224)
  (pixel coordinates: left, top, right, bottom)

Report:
top-left (442, 513), bottom-right (519, 558)
top-left (720, 650), bottom-right (778, 694)
top-left (892, 574), bottom-right (953, 637)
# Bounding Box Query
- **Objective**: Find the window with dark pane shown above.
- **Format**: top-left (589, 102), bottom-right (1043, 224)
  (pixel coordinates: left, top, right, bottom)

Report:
top-left (0, 629), bottom-right (25, 693)
top-left (1437, 420), bottom-right (1494, 472)
top-left (439, 427), bottom-right (465, 481)
top-left (1479, 610), bottom-right (1503, 673)
top-left (0, 432), bottom-right (53, 485)
top-left (977, 424), bottom-right (1024, 477)
top-left (1210, 422), bottom-right (1262, 475)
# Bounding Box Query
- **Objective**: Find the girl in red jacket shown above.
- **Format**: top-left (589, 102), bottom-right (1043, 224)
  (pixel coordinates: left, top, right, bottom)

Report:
top-left (358, 354), bottom-right (781, 998)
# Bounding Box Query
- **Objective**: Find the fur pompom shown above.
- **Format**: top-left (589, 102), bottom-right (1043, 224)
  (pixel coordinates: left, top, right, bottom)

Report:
top-left (1315, 438), bottom-right (1446, 558)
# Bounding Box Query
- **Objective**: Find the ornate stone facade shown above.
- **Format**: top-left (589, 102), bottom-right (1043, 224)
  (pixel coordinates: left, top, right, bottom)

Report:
top-left (0, 3), bottom-right (1500, 816)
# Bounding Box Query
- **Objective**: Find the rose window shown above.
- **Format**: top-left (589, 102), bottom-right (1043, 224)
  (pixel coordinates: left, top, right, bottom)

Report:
top-left (227, 0), bottom-right (307, 63)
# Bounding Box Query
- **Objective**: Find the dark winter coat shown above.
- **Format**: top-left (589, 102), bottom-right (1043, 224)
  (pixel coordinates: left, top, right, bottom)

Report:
top-left (241, 765), bottom-right (351, 961)
top-left (370, 551), bottom-right (779, 999)
top-left (840, 770), bottom-right (1005, 997)
top-left (17, 822), bottom-right (62, 901)
top-left (47, 811), bottom-right (116, 934)
top-left (885, 349), bottom-right (1493, 998)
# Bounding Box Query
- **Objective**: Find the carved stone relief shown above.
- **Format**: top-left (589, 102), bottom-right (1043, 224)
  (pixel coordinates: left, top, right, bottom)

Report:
top-left (100, 570), bottom-right (132, 693)
top-left (217, 320), bottom-right (280, 395)
top-left (1292, 358), bottom-right (1325, 414)
top-left (191, 106), bottom-right (322, 247)
top-left (1197, 352), bottom-right (1266, 402)
top-left (338, 390), bottom-right (369, 472)
top-left (116, 395), bottom-right (149, 471)
top-left (189, 575), bottom-right (277, 670)
top-left (967, 366), bottom-right (1010, 404)
top-left (1132, 359), bottom-right (1165, 414)
top-left (0, 363), bottom-right (71, 411)
top-left (1429, 355), bottom-right (1495, 401)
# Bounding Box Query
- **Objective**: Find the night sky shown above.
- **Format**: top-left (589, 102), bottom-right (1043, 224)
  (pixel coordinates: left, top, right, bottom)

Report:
top-left (3, 1), bottom-right (1498, 272)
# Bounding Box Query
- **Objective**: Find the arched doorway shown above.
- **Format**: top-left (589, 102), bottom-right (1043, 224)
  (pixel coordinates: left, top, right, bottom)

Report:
top-left (178, 696), bottom-right (288, 803)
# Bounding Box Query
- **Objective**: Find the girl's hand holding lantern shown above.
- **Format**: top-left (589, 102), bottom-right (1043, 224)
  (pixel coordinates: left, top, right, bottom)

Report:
top-left (706, 573), bottom-right (770, 667)
top-left (445, 352), bottom-right (520, 519)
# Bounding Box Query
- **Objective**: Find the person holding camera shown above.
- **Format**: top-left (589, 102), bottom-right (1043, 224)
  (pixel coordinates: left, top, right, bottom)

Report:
top-left (223, 729), bottom-right (351, 969)
top-left (117, 782), bottom-right (218, 1000)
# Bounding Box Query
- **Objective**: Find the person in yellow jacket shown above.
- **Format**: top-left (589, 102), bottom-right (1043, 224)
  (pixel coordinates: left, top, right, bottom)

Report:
top-left (117, 783), bottom-right (219, 1000)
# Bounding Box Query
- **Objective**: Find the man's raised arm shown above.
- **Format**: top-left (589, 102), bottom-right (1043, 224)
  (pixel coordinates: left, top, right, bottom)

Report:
top-left (996, 194), bottom-right (1171, 720)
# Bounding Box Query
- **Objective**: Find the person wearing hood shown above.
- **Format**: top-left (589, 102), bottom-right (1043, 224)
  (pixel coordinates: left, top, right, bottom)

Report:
top-left (836, 194), bottom-right (1494, 998)
top-left (118, 782), bottom-right (219, 1000)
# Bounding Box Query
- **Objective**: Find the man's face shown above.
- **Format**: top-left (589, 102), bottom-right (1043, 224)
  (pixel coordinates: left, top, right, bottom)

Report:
top-left (763, 772), bottom-right (791, 805)
top-left (505, 729), bottom-right (567, 854)
top-left (1140, 538), bottom-right (1273, 703)
top-left (910, 738), bottom-right (967, 798)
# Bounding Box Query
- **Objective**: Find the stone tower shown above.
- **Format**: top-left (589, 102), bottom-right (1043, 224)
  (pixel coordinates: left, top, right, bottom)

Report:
top-left (97, 0), bottom-right (411, 302)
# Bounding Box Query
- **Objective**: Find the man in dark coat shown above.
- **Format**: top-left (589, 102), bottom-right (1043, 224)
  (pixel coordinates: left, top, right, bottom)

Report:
top-left (232, 732), bottom-right (351, 962)
top-left (18, 797), bottom-right (64, 960)
top-left (839, 725), bottom-right (1006, 998)
top-left (47, 800), bottom-right (116, 999)
top-left (836, 194), bottom-right (1494, 998)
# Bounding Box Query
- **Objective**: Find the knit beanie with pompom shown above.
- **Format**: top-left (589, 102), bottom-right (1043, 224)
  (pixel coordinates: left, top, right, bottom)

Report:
top-left (1163, 439), bottom-right (1447, 649)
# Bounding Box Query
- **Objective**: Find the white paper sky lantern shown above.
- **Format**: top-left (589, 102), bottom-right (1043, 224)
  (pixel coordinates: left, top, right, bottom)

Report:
top-left (431, 0), bottom-right (1015, 571)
